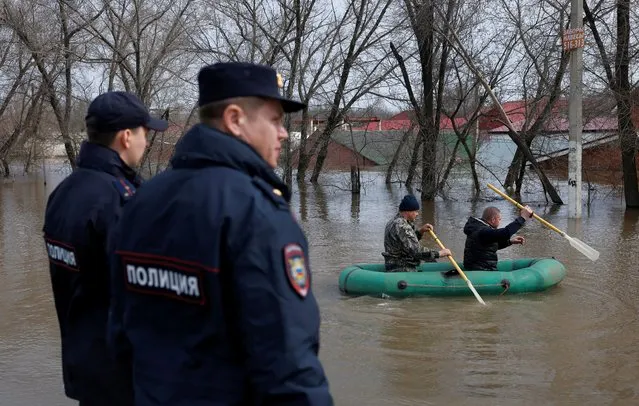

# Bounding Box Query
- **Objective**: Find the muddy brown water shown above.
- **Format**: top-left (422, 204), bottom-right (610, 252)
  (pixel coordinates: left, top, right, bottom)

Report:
top-left (1, 170), bottom-right (638, 405)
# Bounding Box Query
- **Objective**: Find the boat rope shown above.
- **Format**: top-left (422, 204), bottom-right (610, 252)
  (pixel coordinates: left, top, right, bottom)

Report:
top-left (401, 279), bottom-right (512, 294)
top-left (402, 282), bottom-right (505, 289)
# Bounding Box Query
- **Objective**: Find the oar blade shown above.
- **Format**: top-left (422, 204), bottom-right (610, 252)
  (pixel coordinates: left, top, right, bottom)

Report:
top-left (466, 280), bottom-right (486, 305)
top-left (565, 235), bottom-right (600, 261)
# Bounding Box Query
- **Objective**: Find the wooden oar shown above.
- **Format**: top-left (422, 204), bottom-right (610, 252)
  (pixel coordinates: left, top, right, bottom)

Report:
top-left (427, 229), bottom-right (486, 305)
top-left (486, 183), bottom-right (599, 262)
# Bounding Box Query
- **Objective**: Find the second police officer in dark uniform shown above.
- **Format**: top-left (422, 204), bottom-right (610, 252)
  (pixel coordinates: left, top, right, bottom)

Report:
top-left (109, 62), bottom-right (334, 405)
top-left (43, 91), bottom-right (168, 406)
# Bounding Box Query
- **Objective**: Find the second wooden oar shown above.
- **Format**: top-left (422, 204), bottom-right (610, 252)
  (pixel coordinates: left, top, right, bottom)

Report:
top-left (486, 183), bottom-right (599, 261)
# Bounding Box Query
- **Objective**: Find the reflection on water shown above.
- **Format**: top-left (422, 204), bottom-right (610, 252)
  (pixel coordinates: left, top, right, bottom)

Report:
top-left (2, 169), bottom-right (639, 405)
top-left (350, 193), bottom-right (360, 221)
top-left (621, 209), bottom-right (639, 239)
top-left (1, 173), bottom-right (73, 406)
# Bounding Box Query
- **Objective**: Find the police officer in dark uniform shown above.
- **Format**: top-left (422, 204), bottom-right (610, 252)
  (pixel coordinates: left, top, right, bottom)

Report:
top-left (108, 62), bottom-right (333, 405)
top-left (43, 91), bottom-right (168, 406)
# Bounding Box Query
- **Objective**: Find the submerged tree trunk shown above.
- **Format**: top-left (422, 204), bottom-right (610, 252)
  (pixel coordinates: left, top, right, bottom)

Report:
top-left (0, 84), bottom-right (45, 177)
top-left (417, 0), bottom-right (437, 200)
top-left (504, 148), bottom-right (524, 191)
top-left (438, 139), bottom-right (461, 191)
top-left (310, 114), bottom-right (343, 183)
top-left (617, 97), bottom-right (639, 207)
top-left (461, 142), bottom-right (481, 198)
top-left (386, 126), bottom-right (414, 185)
top-left (296, 108), bottom-right (311, 183)
top-left (350, 165), bottom-right (361, 194)
top-left (584, 0), bottom-right (638, 208)
top-left (405, 136), bottom-right (422, 188)
top-left (1, 159), bottom-right (9, 177)
top-left (615, 0), bottom-right (639, 207)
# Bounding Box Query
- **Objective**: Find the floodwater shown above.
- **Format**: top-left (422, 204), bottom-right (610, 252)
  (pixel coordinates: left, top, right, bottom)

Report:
top-left (1, 168), bottom-right (639, 406)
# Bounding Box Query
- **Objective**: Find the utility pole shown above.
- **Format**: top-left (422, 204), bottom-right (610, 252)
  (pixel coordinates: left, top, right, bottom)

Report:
top-left (566, 0), bottom-right (585, 218)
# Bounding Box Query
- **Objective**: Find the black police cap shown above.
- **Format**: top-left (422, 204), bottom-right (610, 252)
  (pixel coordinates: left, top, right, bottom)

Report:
top-left (197, 62), bottom-right (306, 113)
top-left (85, 91), bottom-right (168, 133)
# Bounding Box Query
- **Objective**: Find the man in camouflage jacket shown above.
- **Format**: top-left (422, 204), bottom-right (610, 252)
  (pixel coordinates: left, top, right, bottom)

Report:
top-left (382, 195), bottom-right (450, 272)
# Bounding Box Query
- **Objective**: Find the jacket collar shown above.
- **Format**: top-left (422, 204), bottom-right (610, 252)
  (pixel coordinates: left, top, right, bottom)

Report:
top-left (472, 217), bottom-right (494, 228)
top-left (395, 212), bottom-right (415, 225)
top-left (76, 141), bottom-right (141, 187)
top-left (170, 124), bottom-right (290, 201)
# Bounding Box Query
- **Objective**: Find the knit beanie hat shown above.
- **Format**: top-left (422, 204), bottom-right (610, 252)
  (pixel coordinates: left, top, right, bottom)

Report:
top-left (399, 194), bottom-right (420, 211)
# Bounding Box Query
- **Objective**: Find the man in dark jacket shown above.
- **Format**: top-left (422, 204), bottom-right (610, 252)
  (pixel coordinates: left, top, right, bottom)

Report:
top-left (108, 62), bottom-right (333, 405)
top-left (463, 205), bottom-right (534, 270)
top-left (43, 91), bottom-right (168, 405)
top-left (382, 194), bottom-right (450, 272)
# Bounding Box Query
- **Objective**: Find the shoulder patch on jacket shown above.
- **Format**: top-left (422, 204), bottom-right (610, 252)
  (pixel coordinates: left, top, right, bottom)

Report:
top-left (283, 243), bottom-right (309, 298)
top-left (112, 178), bottom-right (136, 200)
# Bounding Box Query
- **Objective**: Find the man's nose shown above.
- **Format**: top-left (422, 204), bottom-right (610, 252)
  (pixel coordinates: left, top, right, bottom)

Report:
top-left (279, 126), bottom-right (289, 140)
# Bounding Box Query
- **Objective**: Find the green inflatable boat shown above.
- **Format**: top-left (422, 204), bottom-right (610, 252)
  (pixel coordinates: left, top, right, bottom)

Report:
top-left (338, 258), bottom-right (566, 297)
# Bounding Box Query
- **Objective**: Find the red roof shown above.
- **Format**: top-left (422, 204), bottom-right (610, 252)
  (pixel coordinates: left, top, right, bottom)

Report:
top-left (489, 115), bottom-right (619, 133)
top-left (484, 97), bottom-right (639, 133)
top-left (388, 111), bottom-right (413, 121)
top-left (354, 111), bottom-right (467, 131)
top-left (293, 98), bottom-right (639, 134)
top-left (440, 115), bottom-right (468, 130)
top-left (477, 96), bottom-right (628, 132)
top-left (479, 100), bottom-right (530, 130)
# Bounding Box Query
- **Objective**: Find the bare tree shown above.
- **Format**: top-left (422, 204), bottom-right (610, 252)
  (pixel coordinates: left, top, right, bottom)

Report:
top-left (433, 1), bottom-right (564, 204)
top-left (0, 30), bottom-right (33, 123)
top-left (388, 0), bottom-right (515, 199)
top-left (0, 25), bottom-right (35, 175)
top-left (0, 81), bottom-right (46, 177)
top-left (279, 0), bottom-right (321, 186)
top-left (294, 2), bottom-right (352, 182)
top-left (84, 0), bottom-right (198, 104)
top-left (438, 50), bottom-right (511, 198)
top-left (1, 0), bottom-right (103, 167)
top-left (192, 0), bottom-right (300, 66)
top-left (192, 0), bottom-right (337, 185)
top-left (400, 0), bottom-right (443, 199)
top-left (305, 0), bottom-right (400, 183)
top-left (219, 0), bottom-right (284, 63)
top-left (496, 0), bottom-right (570, 196)
top-left (584, 0), bottom-right (639, 208)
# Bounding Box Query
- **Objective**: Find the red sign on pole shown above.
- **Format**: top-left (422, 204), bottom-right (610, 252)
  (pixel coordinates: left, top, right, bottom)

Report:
top-left (563, 28), bottom-right (585, 51)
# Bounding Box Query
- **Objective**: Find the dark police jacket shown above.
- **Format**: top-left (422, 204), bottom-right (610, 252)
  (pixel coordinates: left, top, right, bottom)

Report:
top-left (42, 142), bottom-right (136, 403)
top-left (462, 216), bottom-right (525, 270)
top-left (108, 124), bottom-right (333, 406)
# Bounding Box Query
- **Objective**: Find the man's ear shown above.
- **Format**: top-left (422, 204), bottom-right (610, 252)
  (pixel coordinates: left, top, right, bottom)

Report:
top-left (112, 129), bottom-right (131, 150)
top-left (223, 104), bottom-right (245, 137)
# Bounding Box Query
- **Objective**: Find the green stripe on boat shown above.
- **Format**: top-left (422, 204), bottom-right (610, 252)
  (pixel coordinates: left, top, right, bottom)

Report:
top-left (338, 258), bottom-right (566, 297)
